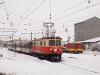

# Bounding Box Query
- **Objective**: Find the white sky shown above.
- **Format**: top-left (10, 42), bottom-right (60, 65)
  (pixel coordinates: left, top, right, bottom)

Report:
top-left (0, 0), bottom-right (100, 41)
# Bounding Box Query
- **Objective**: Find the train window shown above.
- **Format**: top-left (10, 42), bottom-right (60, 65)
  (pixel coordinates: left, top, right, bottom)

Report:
top-left (40, 41), bottom-right (42, 46)
top-left (56, 40), bottom-right (61, 46)
top-left (29, 42), bottom-right (32, 48)
top-left (23, 43), bottom-right (26, 48)
top-left (44, 41), bottom-right (45, 46)
top-left (20, 43), bottom-right (22, 47)
top-left (71, 44), bottom-right (75, 48)
top-left (49, 40), bottom-right (55, 46)
top-left (22, 43), bottom-right (25, 48)
top-left (34, 42), bottom-right (36, 46)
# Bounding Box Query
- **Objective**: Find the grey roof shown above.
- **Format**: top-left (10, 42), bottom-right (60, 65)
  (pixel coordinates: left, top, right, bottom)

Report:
top-left (75, 17), bottom-right (100, 25)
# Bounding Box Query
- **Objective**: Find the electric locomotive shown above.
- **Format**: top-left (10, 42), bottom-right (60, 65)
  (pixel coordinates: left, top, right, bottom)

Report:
top-left (32, 22), bottom-right (63, 61)
top-left (32, 37), bottom-right (63, 61)
top-left (63, 42), bottom-right (85, 54)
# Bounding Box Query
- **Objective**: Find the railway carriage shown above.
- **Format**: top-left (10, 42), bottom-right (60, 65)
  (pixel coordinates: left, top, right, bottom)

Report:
top-left (8, 41), bottom-right (33, 55)
top-left (63, 42), bottom-right (85, 54)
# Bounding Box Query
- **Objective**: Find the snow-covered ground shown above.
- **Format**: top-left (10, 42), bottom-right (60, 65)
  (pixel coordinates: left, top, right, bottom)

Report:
top-left (0, 47), bottom-right (100, 75)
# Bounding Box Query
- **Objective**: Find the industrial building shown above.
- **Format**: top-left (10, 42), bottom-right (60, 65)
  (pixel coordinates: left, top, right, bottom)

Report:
top-left (74, 17), bottom-right (100, 41)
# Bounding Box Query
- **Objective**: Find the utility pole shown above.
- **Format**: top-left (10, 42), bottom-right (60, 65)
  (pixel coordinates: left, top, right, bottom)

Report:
top-left (0, 30), bottom-right (17, 43)
top-left (64, 28), bottom-right (70, 43)
top-left (12, 34), bottom-right (13, 43)
top-left (21, 32), bottom-right (33, 41)
top-left (31, 32), bottom-right (32, 41)
top-left (88, 0), bottom-right (91, 4)
top-left (0, 2), bottom-right (5, 4)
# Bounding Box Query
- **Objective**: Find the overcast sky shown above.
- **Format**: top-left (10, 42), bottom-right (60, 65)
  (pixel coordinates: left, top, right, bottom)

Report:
top-left (0, 0), bottom-right (100, 41)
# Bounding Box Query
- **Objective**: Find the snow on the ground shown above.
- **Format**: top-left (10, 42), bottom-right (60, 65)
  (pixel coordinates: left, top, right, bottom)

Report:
top-left (62, 51), bottom-right (100, 73)
top-left (0, 47), bottom-right (100, 75)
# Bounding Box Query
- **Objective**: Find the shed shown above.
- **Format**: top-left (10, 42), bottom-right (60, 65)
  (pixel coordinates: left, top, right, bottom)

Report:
top-left (82, 37), bottom-right (100, 50)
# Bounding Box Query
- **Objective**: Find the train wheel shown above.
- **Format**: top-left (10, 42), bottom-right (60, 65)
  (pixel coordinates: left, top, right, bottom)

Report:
top-left (71, 51), bottom-right (74, 54)
top-left (76, 52), bottom-right (79, 54)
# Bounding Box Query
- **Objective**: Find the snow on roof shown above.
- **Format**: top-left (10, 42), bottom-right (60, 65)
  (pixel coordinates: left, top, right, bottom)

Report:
top-left (82, 37), bottom-right (100, 43)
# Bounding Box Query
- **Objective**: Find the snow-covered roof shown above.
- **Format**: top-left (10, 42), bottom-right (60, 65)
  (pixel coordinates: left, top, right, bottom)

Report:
top-left (82, 37), bottom-right (100, 43)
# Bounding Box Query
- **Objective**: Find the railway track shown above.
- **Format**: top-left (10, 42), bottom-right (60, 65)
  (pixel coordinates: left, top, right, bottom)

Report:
top-left (59, 62), bottom-right (100, 75)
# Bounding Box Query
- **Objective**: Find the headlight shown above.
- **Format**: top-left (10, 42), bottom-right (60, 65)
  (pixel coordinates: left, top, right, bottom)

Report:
top-left (54, 49), bottom-right (57, 52)
top-left (59, 49), bottom-right (62, 50)
top-left (50, 49), bottom-right (52, 51)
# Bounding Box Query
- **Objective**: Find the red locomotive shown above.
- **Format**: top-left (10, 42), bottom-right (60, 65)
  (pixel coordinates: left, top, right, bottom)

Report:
top-left (63, 42), bottom-right (85, 54)
top-left (32, 37), bottom-right (63, 61)
top-left (32, 22), bottom-right (63, 61)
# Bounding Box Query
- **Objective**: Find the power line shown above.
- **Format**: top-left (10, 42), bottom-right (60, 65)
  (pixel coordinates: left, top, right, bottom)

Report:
top-left (0, 30), bottom-right (17, 33)
top-left (53, 0), bottom-right (88, 17)
top-left (0, 35), bottom-right (10, 36)
top-left (2, 1), bottom-right (22, 27)
top-left (22, 0), bottom-right (47, 23)
top-left (23, 0), bottom-right (87, 24)
top-left (1, 0), bottom-right (23, 27)
top-left (52, 2), bottom-right (100, 21)
top-left (18, 0), bottom-right (47, 25)
top-left (39, 0), bottom-right (91, 23)
top-left (49, 0), bottom-right (52, 21)
top-left (2, 2), bottom-right (21, 17)
top-left (17, 0), bottom-right (47, 25)
top-left (55, 12), bottom-right (100, 25)
top-left (22, 0), bottom-right (37, 18)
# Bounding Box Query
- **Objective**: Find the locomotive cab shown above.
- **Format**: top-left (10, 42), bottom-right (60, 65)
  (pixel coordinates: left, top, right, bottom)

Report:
top-left (32, 37), bottom-right (63, 61)
top-left (48, 37), bottom-right (62, 54)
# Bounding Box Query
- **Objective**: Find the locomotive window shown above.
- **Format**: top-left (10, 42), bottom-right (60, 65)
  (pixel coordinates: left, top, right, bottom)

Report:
top-left (40, 41), bottom-right (42, 46)
top-left (56, 40), bottom-right (61, 46)
top-left (49, 40), bottom-right (55, 46)
top-left (34, 42), bottom-right (36, 46)
top-left (44, 41), bottom-right (45, 46)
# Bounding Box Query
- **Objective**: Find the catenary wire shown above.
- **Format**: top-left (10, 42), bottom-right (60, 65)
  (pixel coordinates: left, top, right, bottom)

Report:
top-left (52, 2), bottom-right (100, 21)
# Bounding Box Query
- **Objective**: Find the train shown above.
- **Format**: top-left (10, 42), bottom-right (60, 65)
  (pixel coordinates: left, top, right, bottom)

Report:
top-left (8, 41), bottom-right (33, 55)
top-left (8, 37), bottom-right (63, 62)
top-left (63, 42), bottom-right (85, 54)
